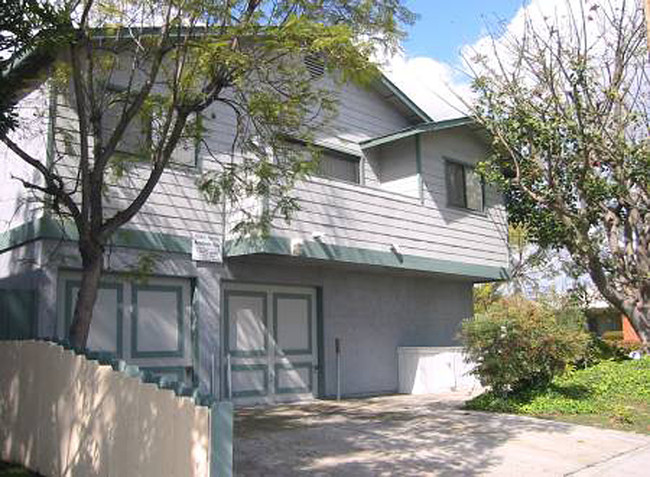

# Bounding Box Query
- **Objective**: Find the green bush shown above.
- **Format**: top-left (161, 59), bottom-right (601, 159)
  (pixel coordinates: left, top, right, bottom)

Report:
top-left (577, 335), bottom-right (628, 368)
top-left (461, 296), bottom-right (590, 396)
top-left (602, 330), bottom-right (624, 341)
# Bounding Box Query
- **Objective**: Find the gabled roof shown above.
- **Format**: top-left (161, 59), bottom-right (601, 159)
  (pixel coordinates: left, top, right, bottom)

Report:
top-left (3, 29), bottom-right (431, 126)
top-left (360, 116), bottom-right (481, 149)
top-left (375, 75), bottom-right (432, 124)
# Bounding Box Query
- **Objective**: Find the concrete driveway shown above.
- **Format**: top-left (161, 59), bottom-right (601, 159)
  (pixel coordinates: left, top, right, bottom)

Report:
top-left (234, 393), bottom-right (650, 476)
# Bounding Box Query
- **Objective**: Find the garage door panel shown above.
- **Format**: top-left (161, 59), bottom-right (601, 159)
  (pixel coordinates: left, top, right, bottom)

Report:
top-left (273, 294), bottom-right (312, 355)
top-left (275, 362), bottom-right (313, 394)
top-left (232, 365), bottom-right (268, 398)
top-left (131, 285), bottom-right (184, 358)
top-left (224, 283), bottom-right (318, 404)
top-left (225, 291), bottom-right (268, 357)
top-left (59, 273), bottom-right (192, 374)
top-left (65, 281), bottom-right (123, 356)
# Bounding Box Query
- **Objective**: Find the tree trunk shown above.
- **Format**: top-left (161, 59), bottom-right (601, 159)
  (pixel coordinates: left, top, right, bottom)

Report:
top-left (589, 265), bottom-right (650, 351)
top-left (68, 241), bottom-right (104, 349)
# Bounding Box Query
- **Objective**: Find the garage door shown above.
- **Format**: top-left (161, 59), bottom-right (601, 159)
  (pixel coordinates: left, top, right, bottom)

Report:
top-left (57, 272), bottom-right (193, 382)
top-left (223, 283), bottom-right (318, 405)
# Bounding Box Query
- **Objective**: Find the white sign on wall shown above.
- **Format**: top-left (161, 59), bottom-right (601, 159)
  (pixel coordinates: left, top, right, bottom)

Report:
top-left (191, 233), bottom-right (223, 263)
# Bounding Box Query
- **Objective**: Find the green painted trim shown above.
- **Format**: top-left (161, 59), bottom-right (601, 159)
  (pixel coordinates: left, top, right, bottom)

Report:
top-left (272, 293), bottom-right (313, 356)
top-left (226, 236), bottom-right (508, 281)
top-left (0, 290), bottom-right (37, 339)
top-left (378, 76), bottom-right (432, 123)
top-left (190, 278), bottom-right (200, 387)
top-left (415, 134), bottom-right (424, 203)
top-left (223, 290), bottom-right (268, 358)
top-left (274, 362), bottom-right (313, 394)
top-left (229, 364), bottom-right (269, 398)
top-left (210, 401), bottom-right (233, 477)
top-left (64, 280), bottom-right (124, 357)
top-left (131, 284), bottom-right (185, 358)
top-left (360, 117), bottom-right (476, 149)
top-left (0, 216), bottom-right (192, 255)
top-left (142, 366), bottom-right (187, 382)
top-left (1, 217), bottom-right (506, 281)
top-left (315, 287), bottom-right (325, 398)
top-left (46, 79), bottom-right (57, 169)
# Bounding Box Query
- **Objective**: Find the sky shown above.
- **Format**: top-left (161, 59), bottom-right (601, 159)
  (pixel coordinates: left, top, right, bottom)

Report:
top-left (382, 0), bottom-right (541, 120)
top-left (403, 0), bottom-right (528, 64)
top-left (386, 0), bottom-right (637, 121)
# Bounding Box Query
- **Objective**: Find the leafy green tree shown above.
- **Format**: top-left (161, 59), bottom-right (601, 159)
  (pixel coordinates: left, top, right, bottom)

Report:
top-left (468, 0), bottom-right (650, 348)
top-left (0, 0), bottom-right (71, 133)
top-left (0, 0), bottom-right (415, 348)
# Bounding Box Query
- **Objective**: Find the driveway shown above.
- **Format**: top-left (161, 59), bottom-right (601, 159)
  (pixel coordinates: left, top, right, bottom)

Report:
top-left (234, 393), bottom-right (650, 476)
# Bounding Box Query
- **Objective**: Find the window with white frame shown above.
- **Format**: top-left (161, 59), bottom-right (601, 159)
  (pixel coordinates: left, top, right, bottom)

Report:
top-left (445, 159), bottom-right (484, 211)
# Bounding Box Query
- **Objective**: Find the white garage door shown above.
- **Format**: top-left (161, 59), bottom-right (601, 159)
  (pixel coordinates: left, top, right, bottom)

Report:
top-left (58, 272), bottom-right (192, 382)
top-left (223, 283), bottom-right (318, 405)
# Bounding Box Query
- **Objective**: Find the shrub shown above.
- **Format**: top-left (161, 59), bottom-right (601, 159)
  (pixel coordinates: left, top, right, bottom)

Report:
top-left (602, 330), bottom-right (624, 341)
top-left (461, 296), bottom-right (590, 396)
top-left (577, 335), bottom-right (628, 368)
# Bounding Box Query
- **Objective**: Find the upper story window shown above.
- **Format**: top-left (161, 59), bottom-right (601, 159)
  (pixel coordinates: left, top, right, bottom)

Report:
top-left (284, 139), bottom-right (361, 184)
top-left (445, 159), bottom-right (484, 212)
top-left (316, 148), bottom-right (360, 184)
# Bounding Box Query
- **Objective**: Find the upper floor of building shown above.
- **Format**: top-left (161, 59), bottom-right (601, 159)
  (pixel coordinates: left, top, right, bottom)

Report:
top-left (0, 52), bottom-right (508, 282)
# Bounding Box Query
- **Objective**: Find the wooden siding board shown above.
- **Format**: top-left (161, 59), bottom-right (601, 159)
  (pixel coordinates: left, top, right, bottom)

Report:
top-left (21, 70), bottom-right (510, 277)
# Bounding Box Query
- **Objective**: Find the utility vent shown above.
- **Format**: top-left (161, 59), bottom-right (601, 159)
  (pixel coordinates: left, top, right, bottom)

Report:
top-left (304, 53), bottom-right (325, 79)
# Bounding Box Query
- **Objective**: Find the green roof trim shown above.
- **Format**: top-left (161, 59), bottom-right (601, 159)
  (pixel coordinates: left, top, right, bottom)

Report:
top-left (378, 76), bottom-right (432, 123)
top-left (0, 216), bottom-right (192, 255)
top-left (225, 235), bottom-right (508, 282)
top-left (360, 116), bottom-right (476, 149)
top-left (1, 217), bottom-right (507, 281)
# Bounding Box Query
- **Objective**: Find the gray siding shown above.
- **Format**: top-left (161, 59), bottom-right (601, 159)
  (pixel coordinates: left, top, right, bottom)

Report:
top-left (0, 87), bottom-right (49, 230)
top-left (46, 74), bottom-right (412, 245)
top-left (269, 127), bottom-right (509, 271)
top-left (316, 77), bottom-right (412, 153)
top-left (52, 93), bottom-right (224, 240)
top-left (374, 137), bottom-right (419, 197)
top-left (4, 69), bottom-right (507, 276)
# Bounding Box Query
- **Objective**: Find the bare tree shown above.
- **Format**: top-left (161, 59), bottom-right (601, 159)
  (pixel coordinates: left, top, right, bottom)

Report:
top-left (467, 0), bottom-right (650, 347)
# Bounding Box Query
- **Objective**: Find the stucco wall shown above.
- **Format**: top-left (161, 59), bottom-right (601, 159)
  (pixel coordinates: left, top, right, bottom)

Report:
top-left (0, 340), bottom-right (212, 477)
top-left (9, 239), bottom-right (473, 401)
top-left (226, 258), bottom-right (474, 397)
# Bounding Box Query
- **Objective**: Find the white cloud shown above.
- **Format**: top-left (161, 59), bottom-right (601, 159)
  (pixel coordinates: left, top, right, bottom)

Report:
top-left (383, 0), bottom-right (632, 121)
top-left (382, 53), bottom-right (473, 120)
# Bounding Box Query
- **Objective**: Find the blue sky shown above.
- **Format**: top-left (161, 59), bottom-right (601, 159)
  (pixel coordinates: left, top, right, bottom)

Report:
top-left (403, 0), bottom-right (528, 64)
top-left (385, 0), bottom-right (545, 120)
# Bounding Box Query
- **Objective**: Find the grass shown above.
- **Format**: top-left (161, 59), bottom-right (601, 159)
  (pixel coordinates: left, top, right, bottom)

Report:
top-left (465, 356), bottom-right (650, 434)
top-left (0, 462), bottom-right (41, 477)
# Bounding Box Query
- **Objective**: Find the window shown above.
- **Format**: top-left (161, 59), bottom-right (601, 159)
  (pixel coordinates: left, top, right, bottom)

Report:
top-left (445, 160), bottom-right (484, 211)
top-left (316, 149), bottom-right (360, 184)
top-left (282, 140), bottom-right (361, 184)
